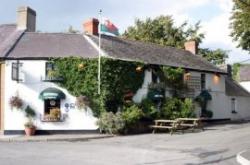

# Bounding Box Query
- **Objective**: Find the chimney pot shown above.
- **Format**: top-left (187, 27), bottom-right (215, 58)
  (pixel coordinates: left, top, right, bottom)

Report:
top-left (83, 18), bottom-right (99, 35)
top-left (17, 6), bottom-right (36, 32)
top-left (184, 40), bottom-right (198, 54)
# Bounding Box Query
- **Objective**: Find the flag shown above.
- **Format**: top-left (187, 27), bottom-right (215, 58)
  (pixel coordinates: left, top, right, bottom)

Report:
top-left (100, 19), bottom-right (119, 36)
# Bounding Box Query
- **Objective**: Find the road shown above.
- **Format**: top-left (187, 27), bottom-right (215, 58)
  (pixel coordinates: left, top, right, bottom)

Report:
top-left (1, 123), bottom-right (250, 165)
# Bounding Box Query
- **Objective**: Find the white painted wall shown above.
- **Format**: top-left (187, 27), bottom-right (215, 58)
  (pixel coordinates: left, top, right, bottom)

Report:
top-left (133, 69), bottom-right (233, 119)
top-left (239, 81), bottom-right (250, 92)
top-left (185, 71), bottom-right (230, 119)
top-left (133, 70), bottom-right (151, 103)
top-left (5, 59), bottom-right (250, 131)
top-left (4, 60), bottom-right (98, 131)
top-left (226, 96), bottom-right (250, 121)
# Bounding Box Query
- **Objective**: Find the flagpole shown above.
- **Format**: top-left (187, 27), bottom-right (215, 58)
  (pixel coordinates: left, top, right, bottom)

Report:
top-left (98, 9), bottom-right (102, 95)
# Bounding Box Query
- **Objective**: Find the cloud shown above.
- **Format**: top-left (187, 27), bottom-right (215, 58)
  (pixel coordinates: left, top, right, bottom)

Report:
top-left (0, 0), bottom-right (248, 63)
top-left (199, 0), bottom-right (249, 64)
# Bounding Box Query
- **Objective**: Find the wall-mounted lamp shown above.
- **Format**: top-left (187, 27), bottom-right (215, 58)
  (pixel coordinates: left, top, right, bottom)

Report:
top-left (213, 73), bottom-right (220, 84)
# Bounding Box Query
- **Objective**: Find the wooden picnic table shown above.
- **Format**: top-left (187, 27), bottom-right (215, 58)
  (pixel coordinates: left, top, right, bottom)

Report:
top-left (150, 118), bottom-right (204, 134)
top-left (150, 119), bottom-right (179, 135)
top-left (177, 118), bottom-right (204, 131)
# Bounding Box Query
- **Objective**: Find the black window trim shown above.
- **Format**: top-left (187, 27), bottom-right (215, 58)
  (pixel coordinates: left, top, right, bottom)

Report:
top-left (11, 61), bottom-right (23, 82)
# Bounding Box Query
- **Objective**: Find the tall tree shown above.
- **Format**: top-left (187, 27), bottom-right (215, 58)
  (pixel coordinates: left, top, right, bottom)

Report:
top-left (68, 25), bottom-right (79, 34)
top-left (123, 16), bottom-right (228, 65)
top-left (230, 0), bottom-right (250, 53)
top-left (198, 48), bottom-right (228, 65)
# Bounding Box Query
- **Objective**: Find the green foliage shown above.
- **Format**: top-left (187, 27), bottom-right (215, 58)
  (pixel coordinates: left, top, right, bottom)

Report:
top-left (232, 63), bottom-right (241, 81)
top-left (203, 110), bottom-right (213, 118)
top-left (97, 112), bottom-right (125, 134)
top-left (122, 104), bottom-right (144, 127)
top-left (123, 15), bottom-right (204, 48)
top-left (97, 104), bottom-right (144, 134)
top-left (52, 57), bottom-right (145, 116)
top-left (140, 98), bottom-right (159, 119)
top-left (198, 48), bottom-right (229, 65)
top-left (230, 0), bottom-right (250, 52)
top-left (160, 98), bottom-right (195, 119)
top-left (24, 105), bottom-right (36, 119)
top-left (24, 120), bottom-right (35, 128)
top-left (162, 67), bottom-right (186, 97)
top-left (194, 90), bottom-right (212, 117)
top-left (181, 98), bottom-right (196, 118)
top-left (123, 15), bottom-right (228, 64)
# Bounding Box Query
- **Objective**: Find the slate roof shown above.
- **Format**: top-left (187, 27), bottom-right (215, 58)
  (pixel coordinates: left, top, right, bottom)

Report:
top-left (0, 24), bottom-right (24, 57)
top-left (88, 35), bottom-right (226, 74)
top-left (5, 32), bottom-right (98, 59)
top-left (239, 65), bottom-right (250, 81)
top-left (0, 24), bottom-right (226, 74)
top-left (225, 77), bottom-right (250, 97)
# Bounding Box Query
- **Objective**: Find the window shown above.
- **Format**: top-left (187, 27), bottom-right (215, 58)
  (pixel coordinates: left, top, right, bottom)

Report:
top-left (44, 62), bottom-right (62, 82)
top-left (45, 62), bottom-right (55, 77)
top-left (231, 98), bottom-right (237, 113)
top-left (44, 99), bottom-right (60, 115)
top-left (201, 73), bottom-right (206, 90)
top-left (152, 71), bottom-right (158, 83)
top-left (11, 61), bottom-right (23, 81)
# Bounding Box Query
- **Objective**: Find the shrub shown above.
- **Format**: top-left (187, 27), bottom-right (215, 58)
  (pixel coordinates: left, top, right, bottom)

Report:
top-left (161, 98), bottom-right (195, 119)
top-left (140, 98), bottom-right (159, 119)
top-left (122, 104), bottom-right (143, 127)
top-left (181, 98), bottom-right (196, 118)
top-left (203, 110), bottom-right (213, 118)
top-left (97, 112), bottom-right (125, 134)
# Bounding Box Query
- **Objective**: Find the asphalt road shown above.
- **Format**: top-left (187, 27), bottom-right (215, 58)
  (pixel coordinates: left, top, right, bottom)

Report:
top-left (1, 123), bottom-right (250, 165)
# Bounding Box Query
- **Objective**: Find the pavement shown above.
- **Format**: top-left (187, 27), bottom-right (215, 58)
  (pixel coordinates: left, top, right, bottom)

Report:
top-left (0, 133), bottom-right (114, 142)
top-left (1, 123), bottom-right (250, 164)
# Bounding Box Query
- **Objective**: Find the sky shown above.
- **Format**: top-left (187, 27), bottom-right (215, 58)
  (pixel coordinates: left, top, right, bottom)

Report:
top-left (0, 0), bottom-right (249, 64)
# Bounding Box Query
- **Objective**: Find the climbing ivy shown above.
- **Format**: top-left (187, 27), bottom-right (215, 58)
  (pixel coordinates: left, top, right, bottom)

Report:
top-left (232, 63), bottom-right (241, 82)
top-left (51, 57), bottom-right (145, 116)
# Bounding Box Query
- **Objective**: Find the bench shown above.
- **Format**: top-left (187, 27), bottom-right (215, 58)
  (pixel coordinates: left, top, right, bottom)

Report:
top-left (177, 118), bottom-right (204, 131)
top-left (150, 120), bottom-right (179, 135)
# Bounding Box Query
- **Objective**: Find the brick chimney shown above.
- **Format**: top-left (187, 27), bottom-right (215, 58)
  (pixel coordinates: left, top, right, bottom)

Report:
top-left (17, 6), bottom-right (36, 32)
top-left (83, 18), bottom-right (99, 35)
top-left (184, 40), bottom-right (198, 54)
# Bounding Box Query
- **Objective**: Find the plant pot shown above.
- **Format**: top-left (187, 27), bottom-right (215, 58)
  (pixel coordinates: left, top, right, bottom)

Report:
top-left (25, 127), bottom-right (36, 136)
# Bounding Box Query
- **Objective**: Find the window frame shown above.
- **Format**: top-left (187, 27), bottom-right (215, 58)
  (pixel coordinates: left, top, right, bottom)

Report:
top-left (11, 61), bottom-right (23, 82)
top-left (201, 73), bottom-right (206, 90)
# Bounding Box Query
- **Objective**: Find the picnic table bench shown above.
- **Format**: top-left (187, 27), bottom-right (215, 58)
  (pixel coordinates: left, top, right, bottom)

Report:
top-left (150, 118), bottom-right (203, 134)
top-left (150, 119), bottom-right (179, 135)
top-left (177, 118), bottom-right (204, 131)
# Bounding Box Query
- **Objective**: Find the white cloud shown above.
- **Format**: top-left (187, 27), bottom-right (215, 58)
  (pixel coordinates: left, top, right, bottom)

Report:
top-left (199, 0), bottom-right (249, 64)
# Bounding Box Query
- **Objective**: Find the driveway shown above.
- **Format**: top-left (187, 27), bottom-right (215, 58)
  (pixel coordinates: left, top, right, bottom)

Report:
top-left (0, 123), bottom-right (250, 165)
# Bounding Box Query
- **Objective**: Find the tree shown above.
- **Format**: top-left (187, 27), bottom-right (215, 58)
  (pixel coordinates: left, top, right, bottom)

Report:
top-left (198, 48), bottom-right (228, 65)
top-left (230, 0), bottom-right (250, 53)
top-left (123, 16), bottom-right (228, 65)
top-left (68, 25), bottom-right (79, 34)
top-left (123, 16), bottom-right (204, 48)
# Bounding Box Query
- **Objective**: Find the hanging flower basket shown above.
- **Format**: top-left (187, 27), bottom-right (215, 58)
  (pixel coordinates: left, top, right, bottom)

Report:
top-left (9, 96), bottom-right (23, 110)
top-left (75, 95), bottom-right (90, 109)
